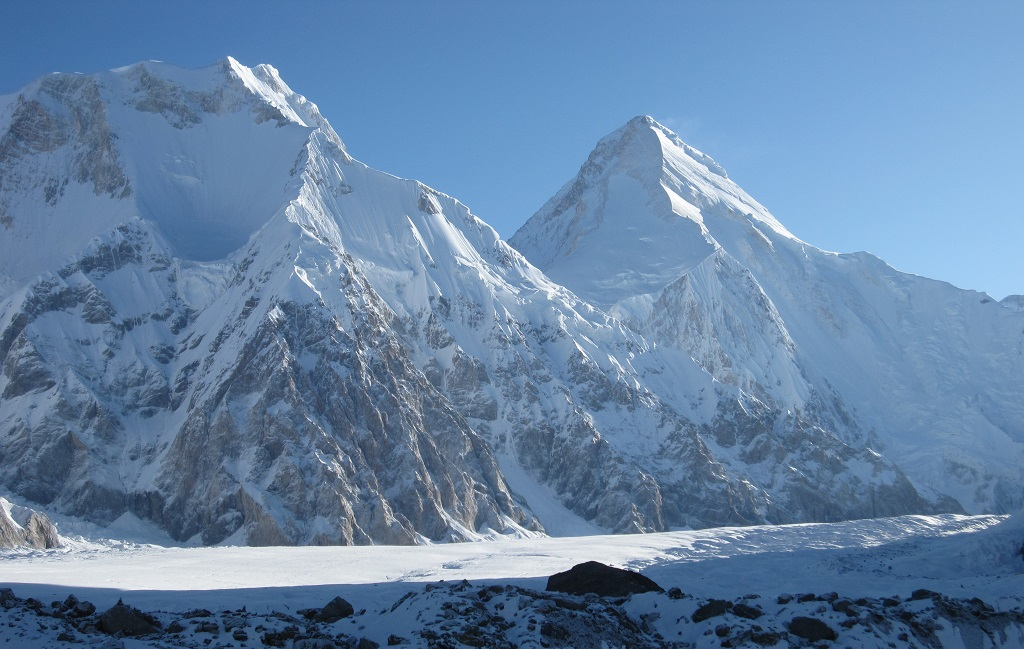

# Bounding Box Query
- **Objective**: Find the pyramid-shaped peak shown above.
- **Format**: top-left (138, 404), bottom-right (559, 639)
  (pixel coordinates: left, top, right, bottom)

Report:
top-left (559, 116), bottom-right (732, 199)
top-left (621, 115), bottom-right (729, 179)
top-left (622, 114), bottom-right (661, 132)
top-left (510, 114), bottom-right (795, 307)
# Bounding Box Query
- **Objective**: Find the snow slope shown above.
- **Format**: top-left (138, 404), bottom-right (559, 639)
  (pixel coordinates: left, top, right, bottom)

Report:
top-left (512, 115), bottom-right (1024, 517)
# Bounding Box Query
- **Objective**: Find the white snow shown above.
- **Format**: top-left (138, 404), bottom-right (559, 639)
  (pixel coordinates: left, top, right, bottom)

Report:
top-left (0, 514), bottom-right (1014, 609)
top-left (512, 115), bottom-right (1024, 517)
top-left (1, 514), bottom-right (1022, 647)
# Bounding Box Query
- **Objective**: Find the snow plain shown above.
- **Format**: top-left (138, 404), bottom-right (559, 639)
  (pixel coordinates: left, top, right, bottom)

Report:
top-left (2, 513), bottom-right (1023, 647)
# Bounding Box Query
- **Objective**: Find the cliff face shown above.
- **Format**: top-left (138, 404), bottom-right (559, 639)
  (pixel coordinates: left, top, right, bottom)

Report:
top-left (0, 498), bottom-right (60, 549)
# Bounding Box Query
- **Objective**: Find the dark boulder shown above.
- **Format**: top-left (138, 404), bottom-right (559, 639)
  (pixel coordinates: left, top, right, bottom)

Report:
top-left (832, 598), bottom-right (858, 617)
top-left (693, 599), bottom-right (733, 623)
top-left (733, 603), bottom-right (763, 620)
top-left (316, 596), bottom-right (355, 623)
top-left (787, 616), bottom-right (837, 641)
top-left (71, 600), bottom-right (96, 618)
top-left (97, 600), bottom-right (162, 637)
top-left (182, 608), bottom-right (212, 618)
top-left (545, 561), bottom-right (663, 597)
top-left (0, 588), bottom-right (19, 609)
top-left (751, 630), bottom-right (783, 646)
top-left (263, 625), bottom-right (299, 647)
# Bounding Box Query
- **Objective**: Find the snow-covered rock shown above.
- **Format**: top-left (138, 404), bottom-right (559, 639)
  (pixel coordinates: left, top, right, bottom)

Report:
top-left (0, 59), bottom-right (536, 545)
top-left (512, 115), bottom-right (1024, 518)
top-left (0, 62), bottom-right (1014, 546)
top-left (0, 497), bottom-right (60, 548)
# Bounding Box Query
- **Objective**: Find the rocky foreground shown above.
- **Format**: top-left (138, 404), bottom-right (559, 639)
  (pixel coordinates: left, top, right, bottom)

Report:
top-left (2, 562), bottom-right (1023, 648)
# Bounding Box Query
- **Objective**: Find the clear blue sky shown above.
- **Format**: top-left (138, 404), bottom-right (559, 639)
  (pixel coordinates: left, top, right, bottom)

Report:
top-left (3, 1), bottom-right (1021, 298)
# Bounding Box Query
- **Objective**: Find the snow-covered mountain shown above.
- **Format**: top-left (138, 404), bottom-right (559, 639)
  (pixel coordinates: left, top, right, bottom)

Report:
top-left (0, 60), bottom-right (1014, 546)
top-left (511, 115), bottom-right (1024, 517)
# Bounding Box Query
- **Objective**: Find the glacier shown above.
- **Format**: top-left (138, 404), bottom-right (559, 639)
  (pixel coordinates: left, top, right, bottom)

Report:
top-left (1, 513), bottom-right (1023, 648)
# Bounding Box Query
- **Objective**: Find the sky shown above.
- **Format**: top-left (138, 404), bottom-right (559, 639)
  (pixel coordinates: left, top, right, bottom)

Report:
top-left (2, 1), bottom-right (1021, 298)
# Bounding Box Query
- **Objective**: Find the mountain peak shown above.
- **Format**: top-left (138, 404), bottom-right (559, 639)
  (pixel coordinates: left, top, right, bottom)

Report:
top-left (0, 56), bottom-right (353, 285)
top-left (600, 115), bottom-right (730, 180)
top-left (509, 116), bottom-right (793, 307)
top-left (619, 114), bottom-right (661, 138)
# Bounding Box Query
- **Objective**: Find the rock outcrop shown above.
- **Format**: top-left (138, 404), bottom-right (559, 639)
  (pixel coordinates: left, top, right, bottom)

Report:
top-left (0, 497), bottom-right (60, 549)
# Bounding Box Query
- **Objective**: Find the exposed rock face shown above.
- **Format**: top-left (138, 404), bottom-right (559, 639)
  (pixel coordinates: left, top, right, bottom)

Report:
top-left (0, 218), bottom-right (535, 545)
top-left (0, 498), bottom-right (60, 549)
top-left (0, 74), bottom-right (130, 203)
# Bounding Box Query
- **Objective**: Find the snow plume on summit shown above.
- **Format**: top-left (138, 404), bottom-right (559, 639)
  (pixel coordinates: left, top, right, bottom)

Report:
top-left (0, 65), bottom-right (1015, 546)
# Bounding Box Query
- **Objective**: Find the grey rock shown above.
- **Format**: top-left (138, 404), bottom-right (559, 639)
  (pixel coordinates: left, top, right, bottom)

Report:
top-left (787, 616), bottom-right (837, 641)
top-left (0, 500), bottom-right (60, 549)
top-left (70, 600), bottom-right (96, 618)
top-left (315, 596), bottom-right (354, 623)
top-left (693, 599), bottom-right (733, 623)
top-left (97, 601), bottom-right (161, 637)
top-left (546, 561), bottom-right (663, 597)
top-left (732, 603), bottom-right (763, 620)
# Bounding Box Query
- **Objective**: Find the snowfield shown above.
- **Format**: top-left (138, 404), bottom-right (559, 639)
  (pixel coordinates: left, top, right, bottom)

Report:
top-left (2, 513), bottom-right (1023, 647)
